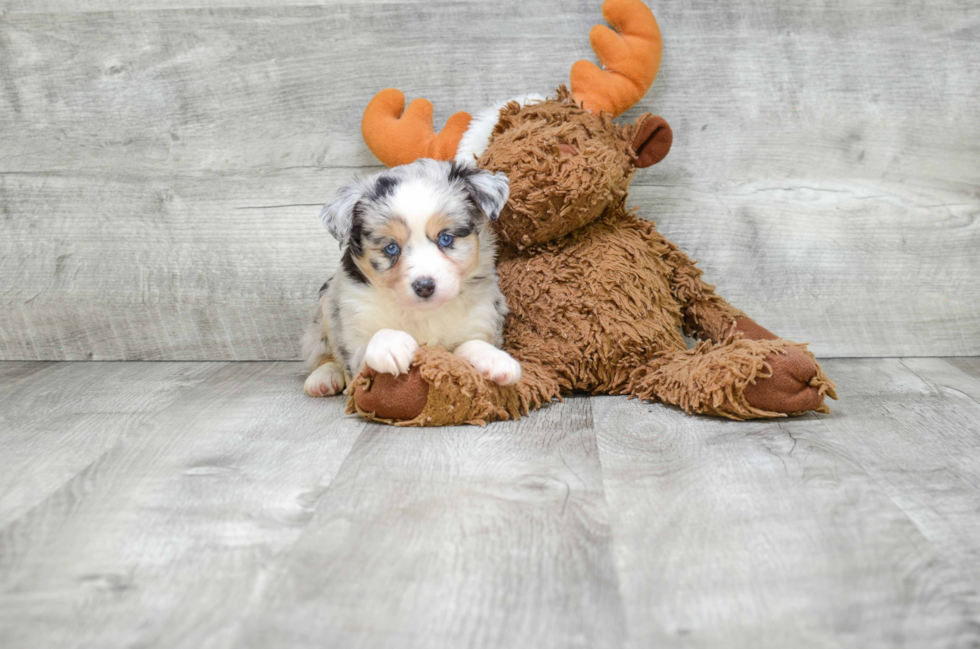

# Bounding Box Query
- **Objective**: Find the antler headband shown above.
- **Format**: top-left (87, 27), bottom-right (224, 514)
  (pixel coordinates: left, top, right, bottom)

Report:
top-left (361, 0), bottom-right (663, 167)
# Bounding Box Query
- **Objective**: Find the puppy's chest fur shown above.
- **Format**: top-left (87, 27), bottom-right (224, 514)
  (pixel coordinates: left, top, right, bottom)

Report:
top-left (325, 274), bottom-right (506, 369)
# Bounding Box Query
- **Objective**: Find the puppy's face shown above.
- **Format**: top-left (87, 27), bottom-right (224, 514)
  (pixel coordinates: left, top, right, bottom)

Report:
top-left (320, 160), bottom-right (510, 310)
top-left (355, 179), bottom-right (480, 310)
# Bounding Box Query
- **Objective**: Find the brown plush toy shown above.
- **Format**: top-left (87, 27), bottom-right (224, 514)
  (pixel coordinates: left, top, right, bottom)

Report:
top-left (348, 0), bottom-right (836, 425)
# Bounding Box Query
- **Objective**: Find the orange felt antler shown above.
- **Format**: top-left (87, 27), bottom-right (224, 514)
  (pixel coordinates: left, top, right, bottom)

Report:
top-left (570, 0), bottom-right (663, 117)
top-left (361, 88), bottom-right (472, 167)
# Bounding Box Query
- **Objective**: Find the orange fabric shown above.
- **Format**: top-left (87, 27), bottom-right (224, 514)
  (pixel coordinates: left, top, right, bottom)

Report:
top-left (570, 0), bottom-right (663, 117)
top-left (361, 88), bottom-right (472, 167)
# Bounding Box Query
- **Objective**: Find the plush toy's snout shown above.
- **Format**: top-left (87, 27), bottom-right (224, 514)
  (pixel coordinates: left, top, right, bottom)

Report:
top-left (632, 114), bottom-right (672, 168)
top-left (557, 140), bottom-right (580, 156)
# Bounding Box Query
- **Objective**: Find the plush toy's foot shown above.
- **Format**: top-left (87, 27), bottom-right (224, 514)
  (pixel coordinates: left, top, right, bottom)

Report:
top-left (347, 347), bottom-right (560, 426)
top-left (628, 336), bottom-right (836, 420)
top-left (729, 318), bottom-right (837, 415)
top-left (743, 345), bottom-right (836, 414)
top-left (349, 366), bottom-right (430, 421)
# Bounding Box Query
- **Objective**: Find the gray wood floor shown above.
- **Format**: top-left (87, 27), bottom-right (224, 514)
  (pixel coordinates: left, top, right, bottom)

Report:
top-left (2, 358), bottom-right (979, 648)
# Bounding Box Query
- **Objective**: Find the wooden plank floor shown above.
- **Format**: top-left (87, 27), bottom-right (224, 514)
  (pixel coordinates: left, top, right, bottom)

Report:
top-left (1, 358), bottom-right (979, 648)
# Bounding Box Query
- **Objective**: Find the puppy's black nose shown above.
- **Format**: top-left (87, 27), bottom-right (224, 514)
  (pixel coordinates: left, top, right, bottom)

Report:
top-left (412, 277), bottom-right (436, 299)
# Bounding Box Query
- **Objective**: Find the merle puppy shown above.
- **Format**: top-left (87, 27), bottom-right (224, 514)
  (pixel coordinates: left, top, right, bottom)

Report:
top-left (303, 159), bottom-right (521, 397)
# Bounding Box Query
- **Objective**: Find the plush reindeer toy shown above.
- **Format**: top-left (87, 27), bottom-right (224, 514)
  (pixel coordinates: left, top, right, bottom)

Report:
top-left (345, 0), bottom-right (836, 425)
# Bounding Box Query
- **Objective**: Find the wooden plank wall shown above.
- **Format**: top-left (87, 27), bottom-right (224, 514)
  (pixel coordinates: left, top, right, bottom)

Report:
top-left (1, 0), bottom-right (977, 360)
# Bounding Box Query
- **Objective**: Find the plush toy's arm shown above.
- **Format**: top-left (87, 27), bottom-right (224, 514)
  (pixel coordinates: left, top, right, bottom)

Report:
top-left (663, 241), bottom-right (750, 342)
top-left (662, 239), bottom-right (838, 412)
top-left (348, 347), bottom-right (562, 426)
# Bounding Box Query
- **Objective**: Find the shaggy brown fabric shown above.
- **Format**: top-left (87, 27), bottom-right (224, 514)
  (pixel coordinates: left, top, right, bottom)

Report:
top-left (484, 87), bottom-right (635, 248)
top-left (347, 346), bottom-right (560, 427)
top-left (348, 89), bottom-right (837, 425)
top-left (497, 202), bottom-right (687, 394)
top-left (628, 335), bottom-right (835, 420)
top-left (628, 335), bottom-right (788, 419)
top-left (662, 240), bottom-right (747, 342)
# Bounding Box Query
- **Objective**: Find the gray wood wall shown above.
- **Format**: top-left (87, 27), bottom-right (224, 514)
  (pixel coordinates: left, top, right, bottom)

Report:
top-left (1, 0), bottom-right (978, 360)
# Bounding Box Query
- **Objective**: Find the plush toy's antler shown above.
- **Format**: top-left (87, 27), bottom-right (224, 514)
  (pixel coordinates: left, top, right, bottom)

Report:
top-left (570, 0), bottom-right (663, 117)
top-left (361, 88), bottom-right (472, 167)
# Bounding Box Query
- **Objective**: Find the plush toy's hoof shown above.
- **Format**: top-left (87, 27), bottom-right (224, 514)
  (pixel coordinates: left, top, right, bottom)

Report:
top-left (350, 366), bottom-right (429, 421)
top-left (743, 347), bottom-right (825, 414)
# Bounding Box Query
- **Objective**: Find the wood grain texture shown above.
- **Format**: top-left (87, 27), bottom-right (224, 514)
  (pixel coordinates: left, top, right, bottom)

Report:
top-left (823, 358), bottom-right (980, 616)
top-left (0, 170), bottom-right (341, 361)
top-left (0, 362), bottom-right (54, 391)
top-left (0, 0), bottom-right (431, 12)
top-left (947, 356), bottom-right (980, 380)
top-left (2, 359), bottom-right (980, 646)
top-left (591, 359), bottom-right (980, 648)
top-left (1, 0), bottom-right (978, 359)
top-left (0, 362), bottom-right (366, 649)
top-left (0, 361), bottom-right (221, 528)
top-left (240, 396), bottom-right (626, 649)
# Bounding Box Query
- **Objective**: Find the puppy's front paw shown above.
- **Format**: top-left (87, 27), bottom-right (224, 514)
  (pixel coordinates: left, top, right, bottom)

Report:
top-left (305, 362), bottom-right (345, 397)
top-left (454, 340), bottom-right (522, 386)
top-left (364, 329), bottom-right (419, 376)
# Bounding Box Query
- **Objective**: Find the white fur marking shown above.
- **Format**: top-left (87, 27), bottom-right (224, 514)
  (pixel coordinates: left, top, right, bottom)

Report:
top-left (389, 179), bottom-right (444, 224)
top-left (304, 362), bottom-right (345, 397)
top-left (455, 94), bottom-right (546, 166)
top-left (389, 179), bottom-right (462, 308)
top-left (454, 340), bottom-right (522, 386)
top-left (363, 329), bottom-right (420, 376)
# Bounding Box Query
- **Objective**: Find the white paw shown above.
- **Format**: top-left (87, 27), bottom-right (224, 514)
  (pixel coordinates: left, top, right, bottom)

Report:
top-left (363, 329), bottom-right (419, 376)
top-left (304, 362), bottom-right (345, 397)
top-left (454, 340), bottom-right (522, 386)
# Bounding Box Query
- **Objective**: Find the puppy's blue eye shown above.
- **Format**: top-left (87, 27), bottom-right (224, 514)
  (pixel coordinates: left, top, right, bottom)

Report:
top-left (438, 232), bottom-right (454, 247)
top-left (384, 243), bottom-right (400, 256)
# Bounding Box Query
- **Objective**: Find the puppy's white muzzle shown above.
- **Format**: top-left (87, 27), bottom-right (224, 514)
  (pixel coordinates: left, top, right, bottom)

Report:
top-left (401, 247), bottom-right (461, 309)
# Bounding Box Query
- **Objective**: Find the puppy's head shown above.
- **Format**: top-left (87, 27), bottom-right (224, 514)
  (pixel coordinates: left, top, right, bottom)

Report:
top-left (320, 159), bottom-right (509, 310)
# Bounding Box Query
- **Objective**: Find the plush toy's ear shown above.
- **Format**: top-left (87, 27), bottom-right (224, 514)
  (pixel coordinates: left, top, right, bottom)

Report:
top-left (319, 176), bottom-right (372, 243)
top-left (632, 114), bottom-right (672, 167)
top-left (452, 164), bottom-right (510, 221)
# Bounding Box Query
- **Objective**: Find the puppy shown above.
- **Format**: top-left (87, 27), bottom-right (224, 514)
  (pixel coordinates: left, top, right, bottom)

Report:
top-left (303, 159), bottom-right (522, 398)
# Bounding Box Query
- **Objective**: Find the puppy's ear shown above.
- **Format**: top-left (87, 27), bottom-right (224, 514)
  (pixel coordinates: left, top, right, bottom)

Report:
top-left (319, 177), bottom-right (371, 243)
top-left (452, 163), bottom-right (510, 221)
